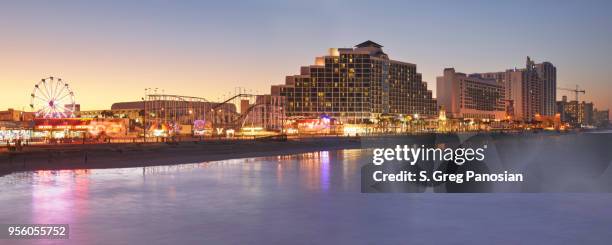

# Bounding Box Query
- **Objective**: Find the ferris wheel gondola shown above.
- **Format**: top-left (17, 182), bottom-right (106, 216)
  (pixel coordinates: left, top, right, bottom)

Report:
top-left (29, 76), bottom-right (76, 118)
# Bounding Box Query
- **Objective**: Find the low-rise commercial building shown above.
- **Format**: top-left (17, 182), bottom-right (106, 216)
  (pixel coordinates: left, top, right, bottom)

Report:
top-left (0, 109), bottom-right (35, 121)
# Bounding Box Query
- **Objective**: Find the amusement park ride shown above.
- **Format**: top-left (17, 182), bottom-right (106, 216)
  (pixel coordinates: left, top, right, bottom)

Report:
top-left (24, 78), bottom-right (291, 140)
top-left (24, 78), bottom-right (286, 140)
top-left (30, 76), bottom-right (76, 118)
top-left (142, 89), bottom-right (286, 137)
top-left (27, 77), bottom-right (128, 140)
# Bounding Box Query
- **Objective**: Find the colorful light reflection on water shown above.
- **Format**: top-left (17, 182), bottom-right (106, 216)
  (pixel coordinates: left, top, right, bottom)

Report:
top-left (1, 149), bottom-right (612, 244)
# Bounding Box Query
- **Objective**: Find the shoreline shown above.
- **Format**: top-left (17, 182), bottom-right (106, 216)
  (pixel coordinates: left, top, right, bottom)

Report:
top-left (0, 137), bottom-right (364, 177)
top-left (0, 130), bottom-right (592, 177)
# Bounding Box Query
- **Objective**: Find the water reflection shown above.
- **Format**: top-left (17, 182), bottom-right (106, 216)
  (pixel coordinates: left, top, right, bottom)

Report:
top-left (31, 170), bottom-right (91, 223)
top-left (0, 149), bottom-right (367, 244)
top-left (1, 148), bottom-right (612, 244)
top-left (271, 150), bottom-right (362, 192)
top-left (121, 150), bottom-right (364, 193)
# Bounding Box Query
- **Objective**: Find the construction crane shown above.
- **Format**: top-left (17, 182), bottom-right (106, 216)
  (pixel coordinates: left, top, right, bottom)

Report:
top-left (557, 85), bottom-right (585, 102)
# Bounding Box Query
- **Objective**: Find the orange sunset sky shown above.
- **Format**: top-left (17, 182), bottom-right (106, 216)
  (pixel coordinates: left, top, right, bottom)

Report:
top-left (1, 1), bottom-right (611, 116)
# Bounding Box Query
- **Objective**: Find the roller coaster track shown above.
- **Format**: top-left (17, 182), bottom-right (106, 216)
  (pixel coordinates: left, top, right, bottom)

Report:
top-left (211, 93), bottom-right (257, 110)
top-left (147, 94), bottom-right (209, 102)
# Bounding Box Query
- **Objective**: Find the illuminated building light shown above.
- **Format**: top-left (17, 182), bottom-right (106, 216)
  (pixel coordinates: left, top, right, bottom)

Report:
top-left (215, 128), bottom-right (224, 135)
top-left (226, 129), bottom-right (235, 137)
top-left (193, 129), bottom-right (209, 136)
top-left (285, 128), bottom-right (299, 135)
top-left (343, 125), bottom-right (367, 136)
top-left (52, 131), bottom-right (66, 139)
top-left (153, 129), bottom-right (165, 137)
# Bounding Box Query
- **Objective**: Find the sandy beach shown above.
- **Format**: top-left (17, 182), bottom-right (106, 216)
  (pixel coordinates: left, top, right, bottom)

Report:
top-left (0, 136), bottom-right (363, 176)
top-left (0, 131), bottom-right (600, 177)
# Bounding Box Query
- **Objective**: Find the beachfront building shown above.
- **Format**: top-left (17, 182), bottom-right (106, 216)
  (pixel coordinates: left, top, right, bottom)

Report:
top-left (556, 95), bottom-right (583, 126)
top-left (593, 109), bottom-right (610, 128)
top-left (476, 57), bottom-right (556, 122)
top-left (535, 61), bottom-right (557, 116)
top-left (78, 109), bottom-right (142, 120)
top-left (77, 96), bottom-right (239, 137)
top-left (436, 68), bottom-right (506, 120)
top-left (0, 120), bottom-right (31, 143)
top-left (0, 108), bottom-right (35, 122)
top-left (111, 99), bottom-right (237, 124)
top-left (556, 96), bottom-right (594, 127)
top-left (271, 41), bottom-right (437, 124)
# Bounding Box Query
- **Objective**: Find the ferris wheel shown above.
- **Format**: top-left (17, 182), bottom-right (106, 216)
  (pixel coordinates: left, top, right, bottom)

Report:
top-left (30, 76), bottom-right (76, 118)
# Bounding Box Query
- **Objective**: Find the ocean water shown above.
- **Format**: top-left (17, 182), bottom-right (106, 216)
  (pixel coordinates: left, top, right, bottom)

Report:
top-left (1, 136), bottom-right (612, 244)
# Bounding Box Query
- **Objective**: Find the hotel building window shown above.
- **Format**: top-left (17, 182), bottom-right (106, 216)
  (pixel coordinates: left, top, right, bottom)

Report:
top-left (272, 41), bottom-right (437, 124)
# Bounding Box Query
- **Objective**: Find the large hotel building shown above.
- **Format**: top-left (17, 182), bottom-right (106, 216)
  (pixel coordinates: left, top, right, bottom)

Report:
top-left (271, 41), bottom-right (437, 124)
top-left (436, 68), bottom-right (506, 120)
top-left (437, 57), bottom-right (556, 122)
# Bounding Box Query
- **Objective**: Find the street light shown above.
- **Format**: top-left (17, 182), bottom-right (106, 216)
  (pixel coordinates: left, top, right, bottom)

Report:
top-left (142, 97), bottom-right (146, 143)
